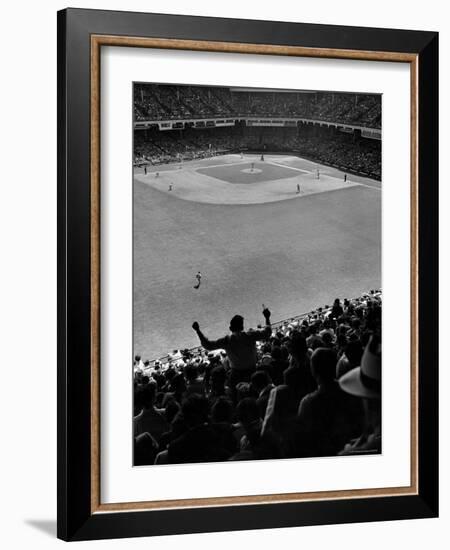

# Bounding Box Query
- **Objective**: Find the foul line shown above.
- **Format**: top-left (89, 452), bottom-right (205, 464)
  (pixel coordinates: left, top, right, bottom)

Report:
top-left (352, 181), bottom-right (381, 191)
top-left (267, 160), bottom-right (310, 174)
top-left (195, 160), bottom-right (250, 170)
top-left (269, 160), bottom-right (381, 191)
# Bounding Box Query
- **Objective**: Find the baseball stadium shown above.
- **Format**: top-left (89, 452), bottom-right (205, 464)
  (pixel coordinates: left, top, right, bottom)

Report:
top-left (133, 84), bottom-right (382, 465)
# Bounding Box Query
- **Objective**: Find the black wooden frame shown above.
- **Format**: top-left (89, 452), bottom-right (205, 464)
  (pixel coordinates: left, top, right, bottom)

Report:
top-left (57, 8), bottom-right (438, 541)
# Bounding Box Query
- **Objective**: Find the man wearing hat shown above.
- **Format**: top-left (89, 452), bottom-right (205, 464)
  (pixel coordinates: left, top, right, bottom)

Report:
top-left (338, 334), bottom-right (382, 455)
top-left (297, 348), bottom-right (364, 457)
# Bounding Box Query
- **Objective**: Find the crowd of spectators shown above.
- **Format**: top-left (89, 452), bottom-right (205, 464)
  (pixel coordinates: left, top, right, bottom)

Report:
top-left (134, 85), bottom-right (381, 129)
top-left (134, 125), bottom-right (381, 179)
top-left (133, 290), bottom-right (382, 466)
top-left (294, 127), bottom-right (381, 179)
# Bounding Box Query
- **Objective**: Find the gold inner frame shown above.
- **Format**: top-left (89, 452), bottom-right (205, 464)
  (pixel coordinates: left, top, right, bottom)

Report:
top-left (90, 35), bottom-right (419, 514)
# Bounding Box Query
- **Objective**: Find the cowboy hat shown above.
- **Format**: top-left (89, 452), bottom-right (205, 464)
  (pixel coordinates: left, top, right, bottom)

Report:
top-left (339, 335), bottom-right (381, 399)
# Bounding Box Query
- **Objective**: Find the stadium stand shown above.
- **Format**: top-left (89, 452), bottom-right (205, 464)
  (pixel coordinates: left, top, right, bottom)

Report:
top-left (134, 85), bottom-right (381, 129)
top-left (133, 290), bottom-right (382, 465)
top-left (134, 124), bottom-right (381, 180)
top-left (134, 86), bottom-right (381, 180)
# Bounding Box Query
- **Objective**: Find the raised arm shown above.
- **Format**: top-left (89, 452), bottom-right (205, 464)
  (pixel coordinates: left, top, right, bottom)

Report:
top-left (192, 322), bottom-right (226, 351)
top-left (250, 306), bottom-right (272, 341)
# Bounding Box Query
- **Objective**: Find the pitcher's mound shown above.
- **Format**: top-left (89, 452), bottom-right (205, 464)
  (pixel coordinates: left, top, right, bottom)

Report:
top-left (241, 168), bottom-right (262, 174)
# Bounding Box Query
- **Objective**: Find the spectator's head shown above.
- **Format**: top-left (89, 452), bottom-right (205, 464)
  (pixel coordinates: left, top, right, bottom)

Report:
top-left (134, 433), bottom-right (158, 466)
top-left (336, 333), bottom-right (348, 350)
top-left (211, 397), bottom-right (233, 424)
top-left (251, 370), bottom-right (271, 393)
top-left (310, 337), bottom-right (324, 352)
top-left (184, 363), bottom-right (198, 383)
top-left (165, 398), bottom-right (181, 423)
top-left (290, 332), bottom-right (308, 357)
top-left (134, 355), bottom-right (141, 363)
top-left (197, 362), bottom-right (206, 376)
top-left (280, 345), bottom-right (289, 361)
top-left (235, 382), bottom-right (254, 402)
top-left (268, 385), bottom-right (296, 420)
top-left (153, 372), bottom-right (165, 389)
top-left (170, 373), bottom-right (187, 395)
top-left (236, 398), bottom-right (260, 428)
top-left (283, 366), bottom-right (303, 393)
top-left (155, 391), bottom-right (164, 408)
top-left (210, 365), bottom-right (227, 391)
top-left (310, 348), bottom-right (337, 385)
top-left (351, 317), bottom-right (362, 330)
top-left (360, 330), bottom-right (372, 348)
top-left (165, 367), bottom-right (177, 383)
top-left (271, 345), bottom-right (282, 361)
top-left (345, 340), bottom-right (363, 367)
top-left (262, 343), bottom-right (271, 354)
top-left (140, 383), bottom-right (157, 409)
top-left (321, 332), bottom-right (334, 348)
top-left (229, 314), bottom-right (244, 333)
top-left (181, 394), bottom-right (209, 428)
top-left (208, 352), bottom-right (220, 366)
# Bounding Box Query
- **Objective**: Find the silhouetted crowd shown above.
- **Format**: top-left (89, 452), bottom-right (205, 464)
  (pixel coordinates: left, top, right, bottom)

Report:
top-left (133, 291), bottom-right (382, 466)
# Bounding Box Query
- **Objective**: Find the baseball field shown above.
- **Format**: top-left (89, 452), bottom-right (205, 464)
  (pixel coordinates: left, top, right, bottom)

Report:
top-left (133, 153), bottom-right (381, 360)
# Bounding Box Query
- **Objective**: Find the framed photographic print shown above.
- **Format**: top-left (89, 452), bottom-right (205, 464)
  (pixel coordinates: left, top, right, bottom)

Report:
top-left (57, 8), bottom-right (439, 541)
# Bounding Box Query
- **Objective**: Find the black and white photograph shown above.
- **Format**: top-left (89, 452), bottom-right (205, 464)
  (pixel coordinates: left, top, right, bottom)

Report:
top-left (132, 83), bottom-right (382, 466)
top-left (0, 0), bottom-right (443, 545)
